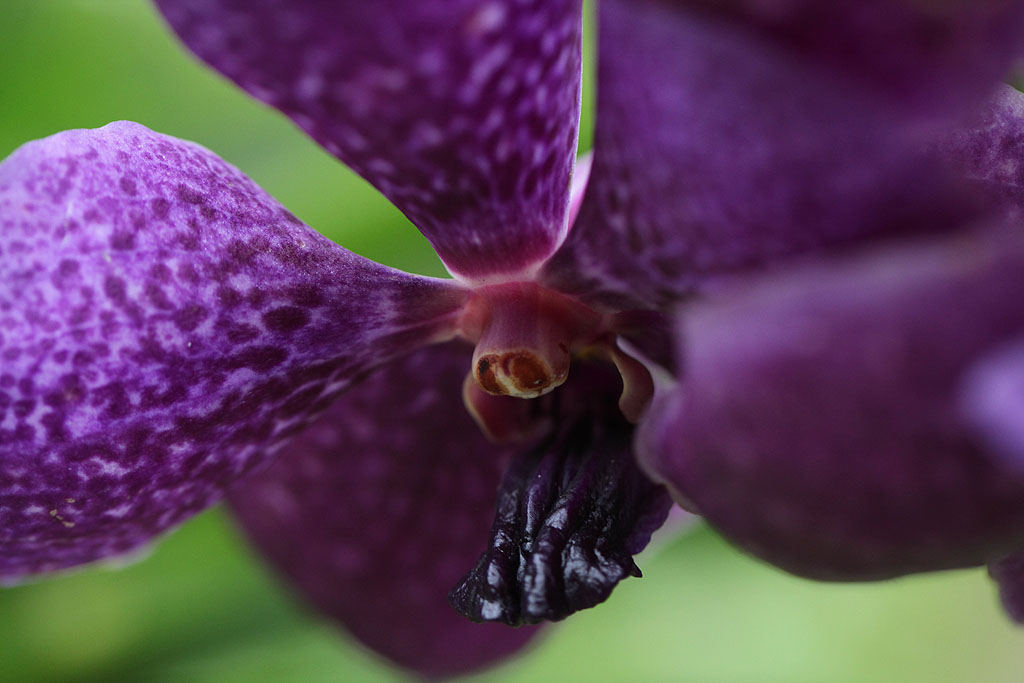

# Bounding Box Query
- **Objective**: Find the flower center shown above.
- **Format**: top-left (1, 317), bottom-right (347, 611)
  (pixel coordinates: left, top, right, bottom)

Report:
top-left (457, 282), bottom-right (658, 441)
top-left (459, 282), bottom-right (604, 399)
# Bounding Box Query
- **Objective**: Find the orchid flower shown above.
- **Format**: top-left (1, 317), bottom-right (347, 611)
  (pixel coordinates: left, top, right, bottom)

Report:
top-left (5, 0), bottom-right (1024, 678)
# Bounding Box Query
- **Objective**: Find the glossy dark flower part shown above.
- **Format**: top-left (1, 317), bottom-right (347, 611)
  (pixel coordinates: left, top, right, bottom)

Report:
top-left (4, 0), bottom-right (1024, 676)
top-left (448, 357), bottom-right (671, 627)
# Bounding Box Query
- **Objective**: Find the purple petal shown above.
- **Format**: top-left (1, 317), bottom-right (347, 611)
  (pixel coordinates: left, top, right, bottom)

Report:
top-left (155, 0), bottom-right (583, 282)
top-left (678, 0), bottom-right (1024, 121)
top-left (228, 342), bottom-right (539, 678)
top-left (0, 122), bottom-right (467, 579)
top-left (940, 86), bottom-right (1024, 216)
top-left (960, 340), bottom-right (1024, 473)
top-left (639, 229), bottom-right (1024, 580)
top-left (989, 552), bottom-right (1024, 623)
top-left (450, 357), bottom-right (672, 625)
top-left (541, 0), bottom-right (978, 310)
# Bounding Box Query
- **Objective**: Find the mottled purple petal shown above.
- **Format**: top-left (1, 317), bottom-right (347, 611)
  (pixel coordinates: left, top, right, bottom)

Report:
top-left (989, 552), bottom-right (1024, 623)
top-left (541, 0), bottom-right (978, 310)
top-left (228, 342), bottom-right (538, 678)
top-left (941, 85), bottom-right (1024, 216)
top-left (639, 229), bottom-right (1024, 580)
top-left (156, 0), bottom-right (583, 282)
top-left (0, 122), bottom-right (468, 579)
top-left (451, 358), bottom-right (672, 626)
top-left (678, 0), bottom-right (1024, 121)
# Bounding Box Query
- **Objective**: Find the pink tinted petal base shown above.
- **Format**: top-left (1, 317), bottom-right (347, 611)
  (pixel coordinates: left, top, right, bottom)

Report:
top-left (156, 0), bottom-right (583, 282)
top-left (640, 229), bottom-right (1024, 580)
top-left (0, 122), bottom-right (466, 578)
top-left (228, 342), bottom-right (539, 678)
top-left (542, 0), bottom-right (978, 310)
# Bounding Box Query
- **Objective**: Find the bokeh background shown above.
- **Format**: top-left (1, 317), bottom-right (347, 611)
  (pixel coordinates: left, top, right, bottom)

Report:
top-left (1, 2), bottom-right (1021, 681)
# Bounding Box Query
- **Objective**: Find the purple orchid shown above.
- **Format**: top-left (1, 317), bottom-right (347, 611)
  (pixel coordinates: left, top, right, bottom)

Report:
top-left (5, 0), bottom-right (1024, 677)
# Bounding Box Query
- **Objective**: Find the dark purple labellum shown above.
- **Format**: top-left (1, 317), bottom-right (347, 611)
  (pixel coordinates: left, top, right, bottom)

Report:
top-left (449, 386), bottom-right (672, 626)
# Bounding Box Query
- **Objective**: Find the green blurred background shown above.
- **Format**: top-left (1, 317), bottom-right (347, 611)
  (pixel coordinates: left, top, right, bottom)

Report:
top-left (1, 2), bottom-right (1021, 681)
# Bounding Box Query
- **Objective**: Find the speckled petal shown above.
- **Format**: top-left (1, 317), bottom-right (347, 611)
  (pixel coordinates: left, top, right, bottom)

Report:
top-left (541, 0), bottom-right (977, 310)
top-left (677, 0), bottom-right (1024, 121)
top-left (155, 0), bottom-right (583, 283)
top-left (638, 229), bottom-right (1024, 580)
top-left (941, 85), bottom-right (1024, 216)
top-left (228, 342), bottom-right (539, 678)
top-left (0, 122), bottom-right (468, 579)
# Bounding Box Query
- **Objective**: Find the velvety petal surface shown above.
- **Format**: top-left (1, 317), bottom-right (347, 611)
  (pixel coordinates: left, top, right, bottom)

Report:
top-left (541, 0), bottom-right (978, 311)
top-left (228, 342), bottom-right (539, 678)
top-left (451, 358), bottom-right (672, 626)
top-left (677, 0), bottom-right (1024, 120)
top-left (156, 0), bottom-right (583, 282)
top-left (0, 122), bottom-right (467, 578)
top-left (639, 229), bottom-right (1024, 580)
